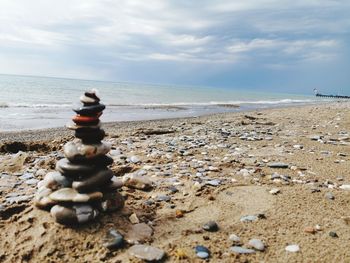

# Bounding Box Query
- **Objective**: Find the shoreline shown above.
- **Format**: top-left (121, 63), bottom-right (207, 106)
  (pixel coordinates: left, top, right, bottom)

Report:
top-left (0, 100), bottom-right (338, 142)
top-left (0, 99), bottom-right (332, 133)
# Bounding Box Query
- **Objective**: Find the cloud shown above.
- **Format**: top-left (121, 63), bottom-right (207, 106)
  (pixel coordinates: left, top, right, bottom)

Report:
top-left (0, 0), bottom-right (348, 92)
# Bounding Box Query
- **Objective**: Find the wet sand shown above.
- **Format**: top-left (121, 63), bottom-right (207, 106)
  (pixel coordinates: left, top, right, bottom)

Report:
top-left (0, 101), bottom-right (350, 262)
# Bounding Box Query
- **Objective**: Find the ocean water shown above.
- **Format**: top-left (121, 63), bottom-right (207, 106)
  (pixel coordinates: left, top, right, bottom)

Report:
top-left (0, 74), bottom-right (322, 131)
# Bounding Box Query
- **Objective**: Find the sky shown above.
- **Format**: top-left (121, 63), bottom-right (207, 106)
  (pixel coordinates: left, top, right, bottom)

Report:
top-left (0, 0), bottom-right (349, 94)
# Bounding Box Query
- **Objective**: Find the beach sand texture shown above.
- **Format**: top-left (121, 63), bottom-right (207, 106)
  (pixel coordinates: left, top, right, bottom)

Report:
top-left (0, 102), bottom-right (350, 262)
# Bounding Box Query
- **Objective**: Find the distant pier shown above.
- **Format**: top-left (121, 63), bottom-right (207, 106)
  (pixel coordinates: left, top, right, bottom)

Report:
top-left (315, 93), bottom-right (350, 99)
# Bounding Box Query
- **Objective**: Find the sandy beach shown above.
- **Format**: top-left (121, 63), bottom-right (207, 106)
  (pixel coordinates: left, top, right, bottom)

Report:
top-left (1, 101), bottom-right (350, 262)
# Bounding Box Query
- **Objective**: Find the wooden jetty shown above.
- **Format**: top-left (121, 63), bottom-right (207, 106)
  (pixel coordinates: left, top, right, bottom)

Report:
top-left (314, 89), bottom-right (350, 99)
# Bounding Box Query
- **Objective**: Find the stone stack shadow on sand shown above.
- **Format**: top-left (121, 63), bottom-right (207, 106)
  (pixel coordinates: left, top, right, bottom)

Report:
top-left (34, 89), bottom-right (124, 225)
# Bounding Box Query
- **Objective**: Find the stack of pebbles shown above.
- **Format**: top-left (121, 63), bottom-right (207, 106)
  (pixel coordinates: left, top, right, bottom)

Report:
top-left (35, 89), bottom-right (124, 225)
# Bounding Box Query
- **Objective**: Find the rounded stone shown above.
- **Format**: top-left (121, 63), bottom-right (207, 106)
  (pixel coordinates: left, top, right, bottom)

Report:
top-left (248, 239), bottom-right (265, 251)
top-left (72, 169), bottom-right (114, 192)
top-left (202, 220), bottom-right (219, 232)
top-left (66, 121), bottom-right (101, 130)
top-left (38, 171), bottom-right (72, 190)
top-left (122, 174), bottom-right (153, 190)
top-left (63, 141), bottom-right (111, 163)
top-left (34, 186), bottom-right (57, 209)
top-left (80, 94), bottom-right (99, 105)
top-left (84, 90), bottom-right (100, 102)
top-left (73, 114), bottom-right (100, 126)
top-left (229, 234), bottom-right (241, 243)
top-left (101, 176), bottom-right (124, 191)
top-left (195, 245), bottom-right (210, 259)
top-left (230, 246), bottom-right (255, 254)
top-left (56, 158), bottom-right (97, 177)
top-left (128, 245), bottom-right (165, 262)
top-left (75, 128), bottom-right (106, 143)
top-left (99, 191), bottom-right (124, 212)
top-left (285, 244), bottom-right (300, 253)
top-left (73, 103), bottom-right (105, 115)
top-left (103, 229), bottom-right (124, 250)
top-left (50, 204), bottom-right (99, 225)
top-left (49, 188), bottom-right (103, 202)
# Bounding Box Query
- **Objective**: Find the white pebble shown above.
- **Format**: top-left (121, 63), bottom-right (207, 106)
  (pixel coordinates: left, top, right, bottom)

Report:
top-left (285, 244), bottom-right (300, 253)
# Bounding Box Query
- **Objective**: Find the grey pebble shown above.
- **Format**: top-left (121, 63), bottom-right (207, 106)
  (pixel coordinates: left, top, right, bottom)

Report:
top-left (248, 239), bottom-right (265, 251)
top-left (230, 246), bottom-right (255, 254)
top-left (202, 220), bottom-right (219, 232)
top-left (329, 231), bottom-right (338, 238)
top-left (267, 162), bottom-right (289, 168)
top-left (240, 215), bottom-right (258, 222)
top-left (325, 192), bottom-right (335, 200)
top-left (103, 229), bottom-right (124, 250)
top-left (128, 244), bottom-right (165, 261)
top-left (195, 245), bottom-right (210, 259)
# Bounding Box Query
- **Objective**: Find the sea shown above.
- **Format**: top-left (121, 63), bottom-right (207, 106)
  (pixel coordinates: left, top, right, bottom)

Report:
top-left (0, 74), bottom-right (326, 132)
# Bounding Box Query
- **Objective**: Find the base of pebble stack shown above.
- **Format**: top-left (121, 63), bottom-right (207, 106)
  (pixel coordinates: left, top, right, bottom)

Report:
top-left (50, 204), bottom-right (99, 225)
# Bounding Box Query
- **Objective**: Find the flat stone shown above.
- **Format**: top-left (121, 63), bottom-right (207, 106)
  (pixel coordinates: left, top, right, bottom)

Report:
top-left (195, 245), bottom-right (210, 259)
top-left (267, 162), bottom-right (289, 168)
top-left (129, 213), bottom-right (140, 224)
top-left (269, 188), bottom-right (280, 195)
top-left (56, 158), bottom-right (96, 177)
top-left (73, 114), bottom-right (100, 126)
top-left (156, 195), bottom-right (171, 202)
top-left (206, 179), bottom-right (221, 186)
top-left (240, 215), bottom-right (258, 222)
top-left (329, 231), bottom-right (338, 238)
top-left (38, 171), bottom-right (72, 190)
top-left (285, 244), bottom-right (300, 252)
top-left (102, 176), bottom-right (124, 191)
top-left (63, 140), bottom-right (111, 162)
top-left (325, 192), bottom-right (335, 200)
top-left (310, 135), bottom-right (322, 141)
top-left (339, 185), bottom-right (350, 190)
top-left (75, 128), bottom-right (105, 143)
top-left (34, 186), bottom-right (57, 209)
top-left (72, 169), bottom-right (113, 192)
top-left (19, 172), bottom-right (34, 180)
top-left (80, 94), bottom-right (99, 104)
top-left (50, 204), bottom-right (99, 225)
top-left (247, 239), bottom-right (265, 251)
top-left (128, 245), bottom-right (165, 262)
top-left (6, 194), bottom-right (32, 205)
top-left (202, 220), bottom-right (219, 232)
top-left (84, 89), bottom-right (100, 101)
top-left (25, 178), bottom-right (39, 185)
top-left (49, 188), bottom-right (103, 202)
top-left (230, 246), bottom-right (255, 254)
top-left (102, 229), bottom-right (124, 250)
top-left (73, 103), bottom-right (105, 115)
top-left (304, 226), bottom-right (316, 234)
top-left (66, 121), bottom-right (101, 130)
top-left (129, 156), bottom-right (141, 163)
top-left (229, 234), bottom-right (241, 243)
top-left (125, 223), bottom-right (153, 244)
top-left (122, 174), bottom-right (153, 190)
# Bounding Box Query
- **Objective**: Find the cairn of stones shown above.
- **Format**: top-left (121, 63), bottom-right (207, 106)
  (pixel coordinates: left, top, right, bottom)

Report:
top-left (35, 89), bottom-right (124, 225)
